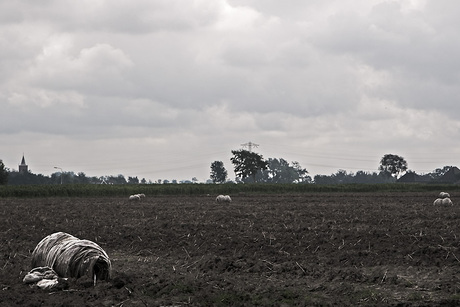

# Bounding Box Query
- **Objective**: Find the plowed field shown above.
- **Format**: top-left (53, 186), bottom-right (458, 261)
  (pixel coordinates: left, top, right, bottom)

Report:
top-left (1, 192), bottom-right (460, 306)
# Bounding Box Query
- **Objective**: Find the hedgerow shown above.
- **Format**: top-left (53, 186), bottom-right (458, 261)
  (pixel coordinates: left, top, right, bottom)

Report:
top-left (1, 183), bottom-right (459, 198)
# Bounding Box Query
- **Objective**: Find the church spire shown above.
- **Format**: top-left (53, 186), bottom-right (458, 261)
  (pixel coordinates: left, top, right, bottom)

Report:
top-left (19, 154), bottom-right (28, 173)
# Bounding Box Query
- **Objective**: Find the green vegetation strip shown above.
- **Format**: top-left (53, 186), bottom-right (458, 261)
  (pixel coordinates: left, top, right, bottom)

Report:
top-left (1, 183), bottom-right (459, 198)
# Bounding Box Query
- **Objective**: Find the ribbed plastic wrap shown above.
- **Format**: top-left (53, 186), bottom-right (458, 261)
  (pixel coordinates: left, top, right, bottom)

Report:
top-left (31, 232), bottom-right (111, 281)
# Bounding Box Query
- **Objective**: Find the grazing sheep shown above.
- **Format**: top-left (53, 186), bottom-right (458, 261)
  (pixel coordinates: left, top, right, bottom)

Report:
top-left (442, 198), bottom-right (453, 206)
top-left (30, 232), bottom-right (111, 282)
top-left (129, 194), bottom-right (140, 201)
top-left (434, 198), bottom-right (453, 206)
top-left (439, 192), bottom-right (450, 199)
top-left (129, 193), bottom-right (145, 201)
top-left (216, 194), bottom-right (232, 203)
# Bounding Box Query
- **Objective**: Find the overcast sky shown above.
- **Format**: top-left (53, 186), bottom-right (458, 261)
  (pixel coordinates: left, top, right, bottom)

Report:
top-left (1, 0), bottom-right (460, 182)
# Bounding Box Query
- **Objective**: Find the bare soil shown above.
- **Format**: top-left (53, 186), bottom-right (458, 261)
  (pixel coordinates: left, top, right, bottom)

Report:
top-left (1, 192), bottom-right (460, 306)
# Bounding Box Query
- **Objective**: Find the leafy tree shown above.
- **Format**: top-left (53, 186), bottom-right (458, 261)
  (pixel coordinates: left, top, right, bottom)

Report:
top-left (314, 170), bottom-right (353, 184)
top-left (128, 176), bottom-right (139, 184)
top-left (428, 166), bottom-right (453, 180)
top-left (353, 170), bottom-right (389, 184)
top-left (354, 171), bottom-right (369, 183)
top-left (50, 172), bottom-right (60, 184)
top-left (75, 172), bottom-right (90, 184)
top-left (106, 175), bottom-right (127, 184)
top-left (378, 154), bottom-right (408, 179)
top-left (314, 169), bottom-right (393, 184)
top-left (259, 158), bottom-right (311, 183)
top-left (332, 169), bottom-right (352, 184)
top-left (292, 161), bottom-right (312, 183)
top-left (9, 171), bottom-right (51, 185)
top-left (263, 158), bottom-right (292, 183)
top-left (313, 174), bottom-right (333, 185)
top-left (230, 149), bottom-right (268, 182)
top-left (210, 161), bottom-right (228, 183)
top-left (51, 171), bottom-right (75, 184)
top-left (0, 160), bottom-right (8, 185)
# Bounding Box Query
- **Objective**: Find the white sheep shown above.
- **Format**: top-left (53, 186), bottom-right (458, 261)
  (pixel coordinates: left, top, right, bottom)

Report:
top-left (433, 197), bottom-right (453, 206)
top-left (439, 192), bottom-right (450, 199)
top-left (442, 198), bottom-right (453, 206)
top-left (129, 194), bottom-right (140, 201)
top-left (129, 193), bottom-right (145, 201)
top-left (216, 194), bottom-right (232, 203)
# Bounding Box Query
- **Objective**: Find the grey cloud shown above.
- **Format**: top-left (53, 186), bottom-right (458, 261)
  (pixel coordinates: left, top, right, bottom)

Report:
top-left (2, 0), bottom-right (460, 180)
top-left (25, 43), bottom-right (134, 95)
top-left (228, 0), bottom-right (341, 20)
top-left (311, 1), bottom-right (460, 113)
top-left (0, 1), bottom-right (221, 33)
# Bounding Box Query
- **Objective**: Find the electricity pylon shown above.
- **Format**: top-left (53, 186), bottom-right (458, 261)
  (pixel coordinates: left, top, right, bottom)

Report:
top-left (241, 142), bottom-right (259, 152)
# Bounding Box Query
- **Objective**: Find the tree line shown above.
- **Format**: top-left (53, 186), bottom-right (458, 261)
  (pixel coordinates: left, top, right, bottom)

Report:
top-left (211, 151), bottom-right (456, 184)
top-left (0, 152), bottom-right (455, 185)
top-left (209, 150), bottom-right (408, 184)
